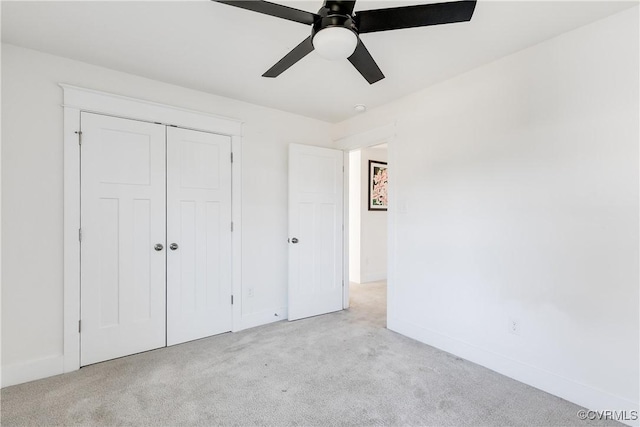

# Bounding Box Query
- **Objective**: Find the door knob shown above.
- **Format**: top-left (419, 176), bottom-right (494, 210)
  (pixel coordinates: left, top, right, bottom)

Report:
top-left (291, 237), bottom-right (299, 244)
top-left (170, 243), bottom-right (179, 251)
top-left (154, 243), bottom-right (164, 251)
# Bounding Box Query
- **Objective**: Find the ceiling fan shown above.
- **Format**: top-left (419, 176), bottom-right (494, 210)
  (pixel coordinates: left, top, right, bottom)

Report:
top-left (213, 0), bottom-right (477, 84)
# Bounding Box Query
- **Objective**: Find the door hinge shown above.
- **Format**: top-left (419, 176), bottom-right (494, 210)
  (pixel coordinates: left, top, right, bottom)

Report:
top-left (78, 320), bottom-right (81, 333)
top-left (231, 222), bottom-right (234, 232)
top-left (231, 152), bottom-right (234, 163)
top-left (75, 131), bottom-right (83, 145)
top-left (231, 295), bottom-right (234, 305)
top-left (79, 228), bottom-right (82, 242)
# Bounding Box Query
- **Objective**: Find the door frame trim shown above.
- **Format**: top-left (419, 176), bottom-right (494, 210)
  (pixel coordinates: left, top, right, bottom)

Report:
top-left (62, 84), bottom-right (243, 373)
top-left (334, 123), bottom-right (396, 310)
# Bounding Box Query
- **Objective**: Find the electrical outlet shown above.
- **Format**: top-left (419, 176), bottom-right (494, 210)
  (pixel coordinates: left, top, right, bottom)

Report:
top-left (248, 288), bottom-right (254, 298)
top-left (508, 317), bottom-right (520, 335)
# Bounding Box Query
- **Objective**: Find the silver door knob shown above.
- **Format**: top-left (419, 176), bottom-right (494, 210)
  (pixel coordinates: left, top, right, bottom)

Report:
top-left (291, 237), bottom-right (299, 244)
top-left (170, 243), bottom-right (179, 251)
top-left (154, 243), bottom-right (164, 251)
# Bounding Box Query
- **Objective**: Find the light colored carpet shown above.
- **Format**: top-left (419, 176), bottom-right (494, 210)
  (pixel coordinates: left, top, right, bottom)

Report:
top-left (1, 281), bottom-right (619, 426)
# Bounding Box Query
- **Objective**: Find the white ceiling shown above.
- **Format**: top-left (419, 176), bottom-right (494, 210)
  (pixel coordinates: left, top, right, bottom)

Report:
top-left (2, 1), bottom-right (636, 122)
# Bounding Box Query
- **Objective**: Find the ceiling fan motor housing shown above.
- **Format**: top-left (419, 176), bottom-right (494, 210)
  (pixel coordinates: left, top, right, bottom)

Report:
top-left (311, 12), bottom-right (358, 40)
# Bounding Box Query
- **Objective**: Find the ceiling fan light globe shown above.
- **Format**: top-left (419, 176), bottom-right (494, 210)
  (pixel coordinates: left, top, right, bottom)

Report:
top-left (312, 27), bottom-right (358, 60)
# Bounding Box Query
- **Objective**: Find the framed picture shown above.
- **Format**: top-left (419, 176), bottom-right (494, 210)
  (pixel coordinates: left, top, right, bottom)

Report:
top-left (368, 160), bottom-right (388, 211)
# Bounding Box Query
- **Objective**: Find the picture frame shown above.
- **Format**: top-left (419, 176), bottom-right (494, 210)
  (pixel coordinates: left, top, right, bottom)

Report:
top-left (368, 160), bottom-right (388, 211)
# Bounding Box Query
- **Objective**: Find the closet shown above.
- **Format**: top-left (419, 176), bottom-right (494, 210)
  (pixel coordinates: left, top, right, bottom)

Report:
top-left (79, 112), bottom-right (232, 366)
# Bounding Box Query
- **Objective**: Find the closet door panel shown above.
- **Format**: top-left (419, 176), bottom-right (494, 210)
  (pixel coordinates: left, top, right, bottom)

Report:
top-left (167, 127), bottom-right (233, 346)
top-left (80, 113), bottom-right (166, 366)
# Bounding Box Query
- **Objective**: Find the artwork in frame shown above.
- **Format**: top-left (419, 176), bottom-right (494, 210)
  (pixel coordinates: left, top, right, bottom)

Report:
top-left (368, 160), bottom-right (388, 211)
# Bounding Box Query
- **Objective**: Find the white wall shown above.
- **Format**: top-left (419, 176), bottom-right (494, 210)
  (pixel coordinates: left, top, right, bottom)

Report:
top-left (336, 6), bottom-right (639, 419)
top-left (359, 146), bottom-right (387, 283)
top-left (1, 44), bottom-right (333, 385)
top-left (348, 150), bottom-right (362, 283)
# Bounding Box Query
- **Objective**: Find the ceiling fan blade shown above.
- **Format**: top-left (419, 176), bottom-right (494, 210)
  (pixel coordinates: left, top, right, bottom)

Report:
top-left (212, 0), bottom-right (319, 25)
top-left (348, 38), bottom-right (384, 84)
top-left (355, 0), bottom-right (477, 34)
top-left (324, 1), bottom-right (357, 15)
top-left (263, 36), bottom-right (314, 78)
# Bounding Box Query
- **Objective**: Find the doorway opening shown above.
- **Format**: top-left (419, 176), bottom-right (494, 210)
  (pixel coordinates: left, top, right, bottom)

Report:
top-left (347, 143), bottom-right (388, 314)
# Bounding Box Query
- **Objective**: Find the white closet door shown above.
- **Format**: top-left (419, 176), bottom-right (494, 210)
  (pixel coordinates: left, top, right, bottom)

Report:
top-left (167, 127), bottom-right (233, 346)
top-left (288, 144), bottom-right (344, 321)
top-left (80, 113), bottom-right (166, 366)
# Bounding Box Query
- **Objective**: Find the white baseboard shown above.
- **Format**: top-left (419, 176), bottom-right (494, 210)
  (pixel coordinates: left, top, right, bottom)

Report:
top-left (3, 307), bottom-right (287, 387)
top-left (236, 306), bottom-right (287, 331)
top-left (1, 354), bottom-right (64, 388)
top-left (388, 317), bottom-right (639, 427)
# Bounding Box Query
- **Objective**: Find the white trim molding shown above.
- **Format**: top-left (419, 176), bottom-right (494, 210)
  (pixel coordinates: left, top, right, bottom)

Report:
top-left (334, 123), bottom-right (396, 151)
top-left (62, 85), bottom-right (243, 378)
top-left (60, 84), bottom-right (243, 136)
top-left (236, 307), bottom-right (287, 332)
top-left (335, 122), bottom-right (397, 310)
top-left (63, 106), bottom-right (81, 373)
top-left (231, 135), bottom-right (243, 332)
top-left (342, 151), bottom-right (350, 309)
top-left (1, 355), bottom-right (65, 388)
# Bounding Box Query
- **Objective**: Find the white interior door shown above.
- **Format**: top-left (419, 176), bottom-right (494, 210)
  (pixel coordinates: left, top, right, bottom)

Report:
top-left (166, 127), bottom-right (233, 346)
top-left (288, 144), bottom-right (344, 321)
top-left (80, 113), bottom-right (166, 366)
